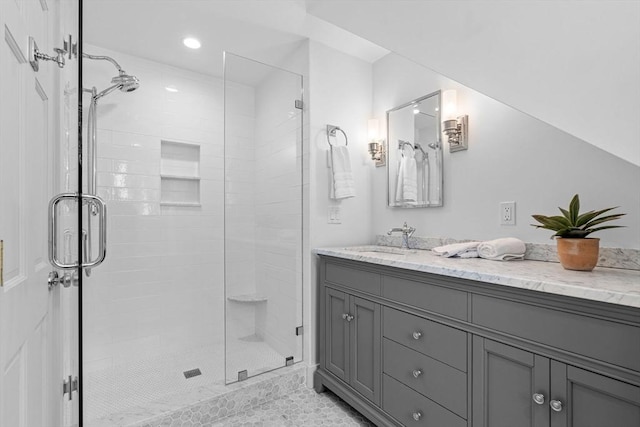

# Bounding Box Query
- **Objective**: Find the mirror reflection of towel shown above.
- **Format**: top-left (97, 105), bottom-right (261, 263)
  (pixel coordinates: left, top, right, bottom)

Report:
top-left (396, 148), bottom-right (417, 202)
top-left (330, 146), bottom-right (356, 199)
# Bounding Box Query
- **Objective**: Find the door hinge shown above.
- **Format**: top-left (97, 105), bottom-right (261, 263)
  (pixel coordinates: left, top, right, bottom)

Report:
top-left (295, 325), bottom-right (304, 336)
top-left (63, 375), bottom-right (78, 401)
top-left (294, 99), bottom-right (303, 110)
top-left (285, 356), bottom-right (294, 366)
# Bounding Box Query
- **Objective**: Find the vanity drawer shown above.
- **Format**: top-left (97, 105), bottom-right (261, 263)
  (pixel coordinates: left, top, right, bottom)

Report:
top-left (383, 374), bottom-right (466, 427)
top-left (472, 294), bottom-right (640, 371)
top-left (383, 339), bottom-right (467, 418)
top-left (382, 275), bottom-right (468, 320)
top-left (383, 307), bottom-right (467, 372)
top-left (325, 262), bottom-right (381, 295)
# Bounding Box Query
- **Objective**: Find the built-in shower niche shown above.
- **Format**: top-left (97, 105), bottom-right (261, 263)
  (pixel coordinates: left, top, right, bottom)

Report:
top-left (160, 140), bottom-right (201, 206)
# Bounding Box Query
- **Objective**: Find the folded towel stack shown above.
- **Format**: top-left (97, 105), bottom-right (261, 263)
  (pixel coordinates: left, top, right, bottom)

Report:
top-left (432, 237), bottom-right (526, 261)
top-left (329, 146), bottom-right (356, 199)
top-left (477, 237), bottom-right (526, 261)
top-left (432, 241), bottom-right (480, 258)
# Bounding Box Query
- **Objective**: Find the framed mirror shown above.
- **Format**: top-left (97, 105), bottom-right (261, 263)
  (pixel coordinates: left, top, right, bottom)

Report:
top-left (387, 90), bottom-right (443, 207)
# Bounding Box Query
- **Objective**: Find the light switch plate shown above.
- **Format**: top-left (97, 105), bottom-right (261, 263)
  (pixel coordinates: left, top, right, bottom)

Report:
top-left (328, 206), bottom-right (341, 224)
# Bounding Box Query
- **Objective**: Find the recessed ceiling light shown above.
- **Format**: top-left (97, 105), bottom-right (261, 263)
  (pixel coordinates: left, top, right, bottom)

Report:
top-left (183, 37), bottom-right (201, 49)
top-left (165, 86), bottom-right (178, 93)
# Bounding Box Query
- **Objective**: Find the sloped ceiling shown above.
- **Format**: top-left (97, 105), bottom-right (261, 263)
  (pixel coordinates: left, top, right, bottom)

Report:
top-left (306, 0), bottom-right (640, 166)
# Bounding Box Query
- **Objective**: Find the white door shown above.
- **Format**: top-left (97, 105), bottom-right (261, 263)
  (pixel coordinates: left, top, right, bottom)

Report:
top-left (0, 0), bottom-right (80, 426)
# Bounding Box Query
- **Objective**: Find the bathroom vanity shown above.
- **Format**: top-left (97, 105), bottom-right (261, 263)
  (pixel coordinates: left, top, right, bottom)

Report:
top-left (314, 247), bottom-right (640, 427)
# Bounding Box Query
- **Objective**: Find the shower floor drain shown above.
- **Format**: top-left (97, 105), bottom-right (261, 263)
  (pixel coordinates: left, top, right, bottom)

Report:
top-left (183, 368), bottom-right (202, 379)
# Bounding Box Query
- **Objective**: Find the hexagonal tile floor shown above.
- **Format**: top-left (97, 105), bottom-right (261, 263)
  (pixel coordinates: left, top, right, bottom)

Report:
top-left (210, 387), bottom-right (374, 426)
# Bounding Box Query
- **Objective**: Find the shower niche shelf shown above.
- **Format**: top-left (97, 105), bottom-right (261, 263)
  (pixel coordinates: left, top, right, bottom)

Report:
top-left (160, 140), bottom-right (201, 206)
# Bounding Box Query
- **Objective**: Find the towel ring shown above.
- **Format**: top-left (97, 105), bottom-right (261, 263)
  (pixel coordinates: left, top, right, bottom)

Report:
top-left (327, 124), bottom-right (348, 147)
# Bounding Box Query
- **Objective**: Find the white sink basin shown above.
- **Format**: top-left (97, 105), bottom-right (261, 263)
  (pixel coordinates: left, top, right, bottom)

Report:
top-left (344, 246), bottom-right (419, 256)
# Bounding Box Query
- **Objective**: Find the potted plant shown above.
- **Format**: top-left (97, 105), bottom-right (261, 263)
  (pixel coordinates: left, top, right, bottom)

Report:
top-left (531, 194), bottom-right (625, 271)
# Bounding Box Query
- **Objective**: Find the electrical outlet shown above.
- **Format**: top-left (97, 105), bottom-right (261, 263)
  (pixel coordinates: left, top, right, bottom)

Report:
top-left (328, 206), bottom-right (341, 224)
top-left (500, 201), bottom-right (516, 225)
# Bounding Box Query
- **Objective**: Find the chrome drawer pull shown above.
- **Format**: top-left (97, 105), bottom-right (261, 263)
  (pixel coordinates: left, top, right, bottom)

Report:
top-left (412, 411), bottom-right (422, 421)
top-left (412, 331), bottom-right (422, 340)
top-left (550, 399), bottom-right (563, 412)
top-left (532, 393), bottom-right (545, 405)
top-left (412, 369), bottom-right (422, 378)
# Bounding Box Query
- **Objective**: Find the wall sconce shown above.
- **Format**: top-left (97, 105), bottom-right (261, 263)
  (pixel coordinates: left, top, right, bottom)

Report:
top-left (441, 89), bottom-right (468, 152)
top-left (367, 118), bottom-right (386, 167)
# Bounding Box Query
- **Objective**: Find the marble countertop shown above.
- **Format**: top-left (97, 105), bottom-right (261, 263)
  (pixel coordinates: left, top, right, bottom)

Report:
top-left (315, 246), bottom-right (640, 309)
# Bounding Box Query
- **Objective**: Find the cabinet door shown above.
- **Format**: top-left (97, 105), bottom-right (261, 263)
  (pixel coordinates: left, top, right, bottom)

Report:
top-left (350, 296), bottom-right (381, 405)
top-left (473, 337), bottom-right (549, 427)
top-left (550, 361), bottom-right (640, 427)
top-left (325, 288), bottom-right (350, 381)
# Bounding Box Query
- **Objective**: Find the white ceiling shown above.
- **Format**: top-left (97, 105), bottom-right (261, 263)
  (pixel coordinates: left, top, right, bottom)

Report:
top-left (305, 0), bottom-right (640, 166)
top-left (83, 0), bottom-right (388, 84)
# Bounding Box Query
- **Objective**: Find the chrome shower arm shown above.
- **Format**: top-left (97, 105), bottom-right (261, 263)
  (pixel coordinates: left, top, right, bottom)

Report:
top-left (82, 52), bottom-right (124, 73)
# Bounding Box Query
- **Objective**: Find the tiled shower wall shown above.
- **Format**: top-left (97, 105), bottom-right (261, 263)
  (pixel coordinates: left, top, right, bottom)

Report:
top-left (81, 45), bottom-right (248, 371)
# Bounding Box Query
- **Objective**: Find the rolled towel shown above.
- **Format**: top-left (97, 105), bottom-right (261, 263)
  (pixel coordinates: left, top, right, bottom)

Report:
top-left (477, 237), bottom-right (526, 261)
top-left (432, 241), bottom-right (480, 258)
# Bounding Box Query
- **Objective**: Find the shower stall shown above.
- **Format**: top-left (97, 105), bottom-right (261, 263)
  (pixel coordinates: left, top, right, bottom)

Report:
top-left (79, 45), bottom-right (304, 425)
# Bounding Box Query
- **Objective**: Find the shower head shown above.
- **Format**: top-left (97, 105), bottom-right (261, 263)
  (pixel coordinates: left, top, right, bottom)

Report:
top-left (111, 73), bottom-right (140, 92)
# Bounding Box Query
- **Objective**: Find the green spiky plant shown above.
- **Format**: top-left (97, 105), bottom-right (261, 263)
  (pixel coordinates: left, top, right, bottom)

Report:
top-left (531, 194), bottom-right (625, 238)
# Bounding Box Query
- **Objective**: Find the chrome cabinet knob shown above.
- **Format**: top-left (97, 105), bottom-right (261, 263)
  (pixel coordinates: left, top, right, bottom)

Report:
top-left (342, 313), bottom-right (348, 320)
top-left (412, 369), bottom-right (422, 378)
top-left (412, 331), bottom-right (422, 340)
top-left (532, 393), bottom-right (545, 405)
top-left (550, 399), bottom-right (563, 412)
top-left (412, 411), bottom-right (422, 421)
top-left (342, 313), bottom-right (354, 322)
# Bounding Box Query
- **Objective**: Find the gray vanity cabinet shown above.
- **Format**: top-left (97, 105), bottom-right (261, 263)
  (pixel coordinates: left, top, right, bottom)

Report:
top-left (473, 337), bottom-right (640, 427)
top-left (315, 256), bottom-right (640, 427)
top-left (324, 287), bottom-right (381, 405)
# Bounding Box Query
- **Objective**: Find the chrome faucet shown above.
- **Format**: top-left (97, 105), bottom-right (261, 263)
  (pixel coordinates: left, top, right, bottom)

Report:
top-left (387, 222), bottom-right (416, 249)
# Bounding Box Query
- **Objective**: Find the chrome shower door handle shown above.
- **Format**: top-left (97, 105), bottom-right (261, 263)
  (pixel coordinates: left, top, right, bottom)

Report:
top-left (81, 194), bottom-right (107, 269)
top-left (48, 193), bottom-right (107, 270)
top-left (49, 193), bottom-right (80, 269)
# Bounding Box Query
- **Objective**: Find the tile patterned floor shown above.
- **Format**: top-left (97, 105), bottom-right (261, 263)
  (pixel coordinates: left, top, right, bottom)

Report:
top-left (210, 387), bottom-right (375, 427)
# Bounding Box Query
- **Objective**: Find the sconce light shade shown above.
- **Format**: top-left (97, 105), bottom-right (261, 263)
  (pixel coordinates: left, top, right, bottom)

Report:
top-left (367, 119), bottom-right (379, 141)
top-left (367, 118), bottom-right (386, 167)
top-left (441, 89), bottom-right (468, 153)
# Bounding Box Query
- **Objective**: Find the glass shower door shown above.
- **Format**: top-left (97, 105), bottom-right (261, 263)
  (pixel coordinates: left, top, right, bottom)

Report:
top-left (224, 53), bottom-right (303, 383)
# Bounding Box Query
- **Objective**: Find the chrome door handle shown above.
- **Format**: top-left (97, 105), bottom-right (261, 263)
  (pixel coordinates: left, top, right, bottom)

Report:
top-left (49, 193), bottom-right (79, 269)
top-left (80, 194), bottom-right (107, 269)
top-left (49, 193), bottom-right (107, 270)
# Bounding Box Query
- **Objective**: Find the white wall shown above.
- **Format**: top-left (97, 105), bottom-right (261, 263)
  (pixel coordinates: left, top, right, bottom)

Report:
top-left (306, 0), bottom-right (640, 166)
top-left (306, 41), bottom-right (375, 367)
top-left (372, 53), bottom-right (640, 249)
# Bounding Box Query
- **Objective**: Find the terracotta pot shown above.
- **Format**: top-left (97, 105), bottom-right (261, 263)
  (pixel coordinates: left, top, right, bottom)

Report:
top-left (556, 238), bottom-right (600, 271)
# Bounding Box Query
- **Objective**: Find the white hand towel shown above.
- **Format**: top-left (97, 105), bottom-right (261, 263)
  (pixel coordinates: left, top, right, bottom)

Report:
top-left (329, 146), bottom-right (356, 199)
top-left (432, 241), bottom-right (480, 258)
top-left (395, 149), bottom-right (418, 202)
top-left (477, 237), bottom-right (526, 261)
